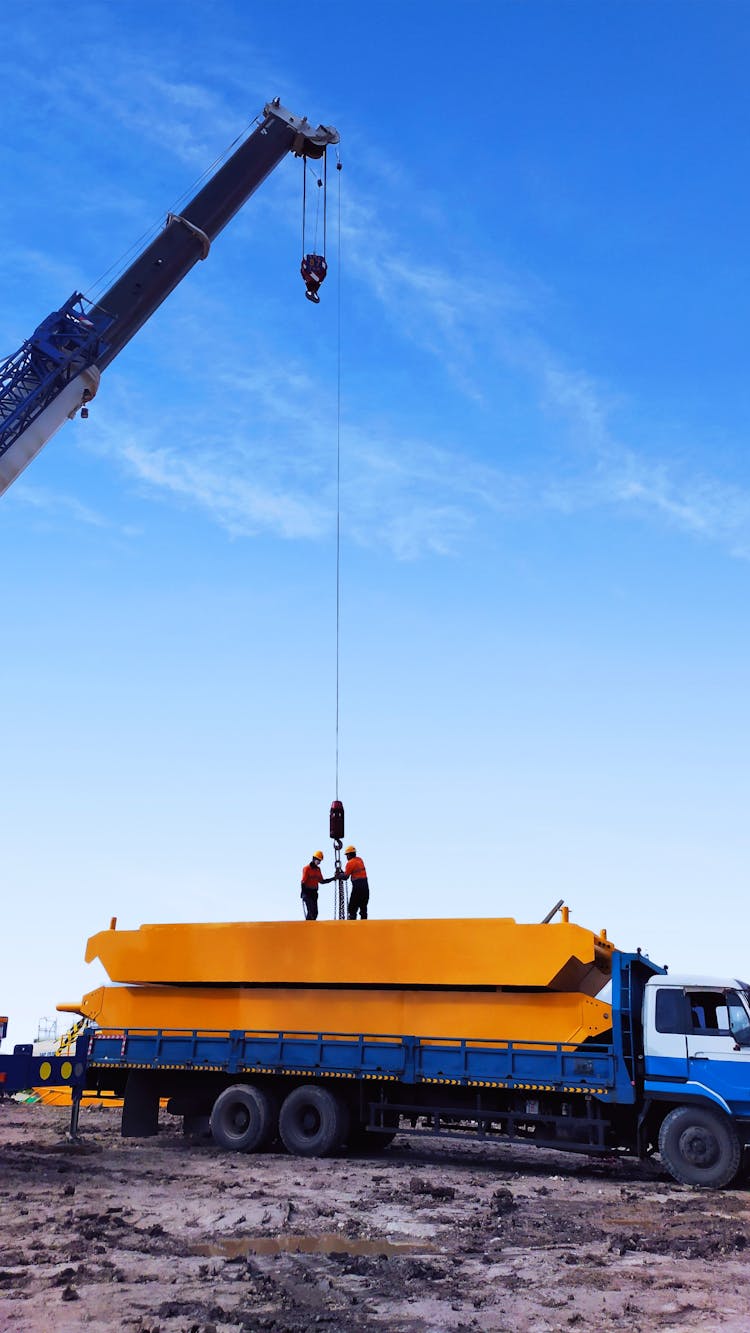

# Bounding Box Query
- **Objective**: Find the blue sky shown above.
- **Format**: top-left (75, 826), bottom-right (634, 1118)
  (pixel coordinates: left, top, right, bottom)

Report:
top-left (2, 1), bottom-right (749, 1042)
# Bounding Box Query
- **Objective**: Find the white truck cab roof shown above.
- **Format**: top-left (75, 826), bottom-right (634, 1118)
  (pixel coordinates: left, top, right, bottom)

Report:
top-left (645, 974), bottom-right (749, 990)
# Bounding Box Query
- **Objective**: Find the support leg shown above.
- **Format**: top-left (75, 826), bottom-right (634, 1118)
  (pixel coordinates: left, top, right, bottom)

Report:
top-left (68, 1087), bottom-right (83, 1142)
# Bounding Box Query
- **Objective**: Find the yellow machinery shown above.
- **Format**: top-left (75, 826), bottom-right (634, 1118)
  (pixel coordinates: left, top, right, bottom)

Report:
top-left (84, 914), bottom-right (613, 991)
top-left (67, 981), bottom-right (612, 1046)
top-left (62, 913), bottom-right (617, 1047)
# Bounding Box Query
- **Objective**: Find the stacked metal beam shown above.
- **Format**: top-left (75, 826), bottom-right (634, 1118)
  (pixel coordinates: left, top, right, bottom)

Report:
top-left (62, 916), bottom-right (617, 1047)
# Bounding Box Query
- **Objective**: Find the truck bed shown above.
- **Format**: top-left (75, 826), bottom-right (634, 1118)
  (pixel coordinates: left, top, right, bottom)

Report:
top-left (87, 1026), bottom-right (623, 1100)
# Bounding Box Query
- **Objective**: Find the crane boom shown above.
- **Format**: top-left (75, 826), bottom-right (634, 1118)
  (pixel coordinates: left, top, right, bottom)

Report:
top-left (0, 99), bottom-right (338, 496)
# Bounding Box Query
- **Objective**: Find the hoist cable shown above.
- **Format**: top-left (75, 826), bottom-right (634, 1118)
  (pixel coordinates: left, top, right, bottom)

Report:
top-left (323, 149), bottom-right (328, 257)
top-left (334, 153), bottom-right (344, 921)
top-left (313, 182), bottom-right (321, 254)
top-left (301, 155), bottom-right (307, 258)
top-left (334, 151), bottom-right (342, 803)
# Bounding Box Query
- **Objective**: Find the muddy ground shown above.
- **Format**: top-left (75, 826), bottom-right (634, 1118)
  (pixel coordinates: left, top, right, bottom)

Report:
top-left (2, 1104), bottom-right (750, 1332)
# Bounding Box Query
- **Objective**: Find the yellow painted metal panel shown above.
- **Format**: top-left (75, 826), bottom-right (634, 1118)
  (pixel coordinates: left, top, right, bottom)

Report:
top-left (85, 917), bottom-right (614, 993)
top-left (66, 982), bottom-right (614, 1047)
top-left (34, 1087), bottom-right (123, 1108)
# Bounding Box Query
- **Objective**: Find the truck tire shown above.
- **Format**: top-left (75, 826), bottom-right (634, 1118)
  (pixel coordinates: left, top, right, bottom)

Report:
top-left (279, 1085), bottom-right (350, 1157)
top-left (210, 1084), bottom-right (278, 1153)
top-left (659, 1105), bottom-right (742, 1188)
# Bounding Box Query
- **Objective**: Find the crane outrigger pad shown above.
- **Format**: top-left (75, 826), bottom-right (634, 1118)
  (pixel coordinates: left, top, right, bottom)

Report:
top-left (84, 916), bottom-right (615, 994)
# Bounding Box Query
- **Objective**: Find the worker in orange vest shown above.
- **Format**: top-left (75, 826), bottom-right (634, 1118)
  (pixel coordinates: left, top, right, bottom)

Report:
top-left (300, 851), bottom-right (335, 921)
top-left (340, 845), bottom-right (370, 920)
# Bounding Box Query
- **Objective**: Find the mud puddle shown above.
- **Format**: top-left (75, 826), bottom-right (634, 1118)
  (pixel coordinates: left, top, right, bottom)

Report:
top-left (193, 1232), bottom-right (432, 1258)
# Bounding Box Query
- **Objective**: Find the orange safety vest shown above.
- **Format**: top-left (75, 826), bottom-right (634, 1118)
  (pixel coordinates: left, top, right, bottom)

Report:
top-left (343, 856), bottom-right (367, 881)
top-left (301, 863), bottom-right (323, 890)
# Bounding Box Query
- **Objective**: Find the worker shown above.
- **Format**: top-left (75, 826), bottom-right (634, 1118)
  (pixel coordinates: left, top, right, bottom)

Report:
top-left (340, 845), bottom-right (370, 920)
top-left (300, 851), bottom-right (335, 921)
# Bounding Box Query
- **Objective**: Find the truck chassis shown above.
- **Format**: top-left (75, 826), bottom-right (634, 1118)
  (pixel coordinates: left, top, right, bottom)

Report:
top-left (83, 1026), bottom-right (628, 1161)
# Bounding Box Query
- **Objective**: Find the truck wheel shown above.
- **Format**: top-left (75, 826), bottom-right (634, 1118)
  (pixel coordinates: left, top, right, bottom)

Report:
top-left (659, 1106), bottom-right (742, 1188)
top-left (279, 1085), bottom-right (350, 1157)
top-left (210, 1084), bottom-right (278, 1153)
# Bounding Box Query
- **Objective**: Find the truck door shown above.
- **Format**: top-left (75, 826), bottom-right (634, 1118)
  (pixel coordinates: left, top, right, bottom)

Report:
top-left (645, 984), bottom-right (689, 1078)
top-left (684, 988), bottom-right (750, 1103)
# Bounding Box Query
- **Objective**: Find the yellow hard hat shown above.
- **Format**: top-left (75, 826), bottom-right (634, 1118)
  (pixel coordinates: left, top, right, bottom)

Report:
top-left (344, 845), bottom-right (357, 856)
top-left (313, 850), bottom-right (324, 861)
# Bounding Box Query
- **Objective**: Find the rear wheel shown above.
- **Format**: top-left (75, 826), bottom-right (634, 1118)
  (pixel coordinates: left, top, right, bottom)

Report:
top-left (659, 1105), bottom-right (741, 1188)
top-left (210, 1084), bottom-right (278, 1153)
top-left (279, 1085), bottom-right (349, 1157)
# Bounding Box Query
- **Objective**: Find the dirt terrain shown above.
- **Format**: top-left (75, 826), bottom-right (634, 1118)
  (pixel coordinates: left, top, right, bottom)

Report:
top-left (2, 1104), bottom-right (750, 1332)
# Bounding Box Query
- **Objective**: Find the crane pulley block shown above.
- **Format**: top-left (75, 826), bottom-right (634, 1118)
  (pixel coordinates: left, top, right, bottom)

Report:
top-left (329, 800), bottom-right (345, 842)
top-left (301, 254), bottom-right (328, 303)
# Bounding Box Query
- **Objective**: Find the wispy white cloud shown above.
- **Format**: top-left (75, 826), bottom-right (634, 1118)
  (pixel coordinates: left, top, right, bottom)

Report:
top-left (79, 306), bottom-right (750, 563)
top-left (116, 434), bottom-right (326, 541)
top-left (529, 353), bottom-right (750, 555)
top-left (9, 482), bottom-right (138, 536)
top-left (336, 181), bottom-right (750, 561)
top-left (86, 380), bottom-right (492, 557)
top-left (595, 454), bottom-right (750, 557)
top-left (0, 247), bottom-right (81, 294)
top-left (11, 62), bottom-right (744, 564)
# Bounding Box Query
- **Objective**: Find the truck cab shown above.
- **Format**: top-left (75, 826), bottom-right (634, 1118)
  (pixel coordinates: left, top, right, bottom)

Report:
top-left (645, 975), bottom-right (750, 1097)
top-left (641, 974), bottom-right (750, 1186)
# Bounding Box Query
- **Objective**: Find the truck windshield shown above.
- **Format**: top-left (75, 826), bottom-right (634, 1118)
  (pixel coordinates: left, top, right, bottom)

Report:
top-left (729, 992), bottom-right (750, 1046)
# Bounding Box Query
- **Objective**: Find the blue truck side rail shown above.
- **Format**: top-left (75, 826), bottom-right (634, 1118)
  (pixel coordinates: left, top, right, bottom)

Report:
top-left (0, 1033), bottom-right (91, 1097)
top-left (88, 1026), bottom-right (625, 1100)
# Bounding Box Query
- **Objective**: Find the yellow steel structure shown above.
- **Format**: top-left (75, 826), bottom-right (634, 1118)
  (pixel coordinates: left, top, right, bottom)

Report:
top-left (63, 982), bottom-right (613, 1047)
top-left (63, 914), bottom-right (618, 1049)
top-left (84, 916), bottom-right (614, 995)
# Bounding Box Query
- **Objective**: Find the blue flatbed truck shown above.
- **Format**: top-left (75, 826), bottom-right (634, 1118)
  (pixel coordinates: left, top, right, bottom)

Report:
top-left (76, 949), bottom-right (750, 1189)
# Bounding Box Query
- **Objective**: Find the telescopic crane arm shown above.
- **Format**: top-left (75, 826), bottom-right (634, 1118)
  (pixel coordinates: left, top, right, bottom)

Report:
top-left (0, 99), bottom-right (339, 496)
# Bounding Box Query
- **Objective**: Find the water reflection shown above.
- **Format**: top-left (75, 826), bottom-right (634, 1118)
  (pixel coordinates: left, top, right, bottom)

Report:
top-left (194, 1233), bottom-right (430, 1258)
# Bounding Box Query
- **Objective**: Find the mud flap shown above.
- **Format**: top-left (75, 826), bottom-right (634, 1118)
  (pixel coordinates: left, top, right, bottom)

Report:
top-left (121, 1071), bottom-right (160, 1137)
